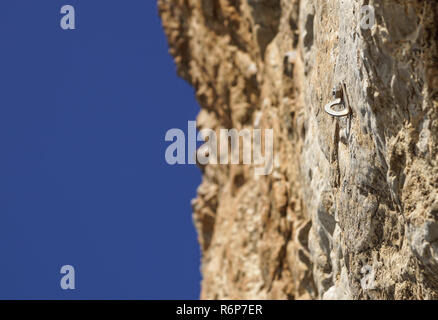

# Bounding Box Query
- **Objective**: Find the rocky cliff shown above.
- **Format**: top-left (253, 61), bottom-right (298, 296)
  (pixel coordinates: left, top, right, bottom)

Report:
top-left (158, 0), bottom-right (438, 299)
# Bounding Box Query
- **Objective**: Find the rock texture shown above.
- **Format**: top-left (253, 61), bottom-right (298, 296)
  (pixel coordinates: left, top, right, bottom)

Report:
top-left (158, 0), bottom-right (438, 299)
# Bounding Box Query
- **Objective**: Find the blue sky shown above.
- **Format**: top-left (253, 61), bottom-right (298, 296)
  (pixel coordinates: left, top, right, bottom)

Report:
top-left (0, 1), bottom-right (202, 299)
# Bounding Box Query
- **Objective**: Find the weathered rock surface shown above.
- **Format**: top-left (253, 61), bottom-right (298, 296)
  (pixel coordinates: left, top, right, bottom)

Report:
top-left (159, 0), bottom-right (438, 299)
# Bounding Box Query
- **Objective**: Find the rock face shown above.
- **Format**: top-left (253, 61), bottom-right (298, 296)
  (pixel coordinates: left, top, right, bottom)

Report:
top-left (158, 0), bottom-right (438, 299)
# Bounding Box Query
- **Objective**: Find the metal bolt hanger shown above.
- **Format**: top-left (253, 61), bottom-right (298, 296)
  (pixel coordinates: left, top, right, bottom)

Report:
top-left (324, 83), bottom-right (351, 117)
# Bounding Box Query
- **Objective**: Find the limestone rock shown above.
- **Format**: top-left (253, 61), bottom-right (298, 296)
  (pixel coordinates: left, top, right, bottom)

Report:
top-left (159, 0), bottom-right (438, 299)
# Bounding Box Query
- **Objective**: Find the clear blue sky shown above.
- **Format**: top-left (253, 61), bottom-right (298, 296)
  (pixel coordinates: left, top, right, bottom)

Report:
top-left (0, 0), bottom-right (202, 299)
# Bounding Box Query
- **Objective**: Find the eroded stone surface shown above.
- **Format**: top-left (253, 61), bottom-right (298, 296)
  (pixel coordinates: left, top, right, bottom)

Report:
top-left (159, 0), bottom-right (438, 299)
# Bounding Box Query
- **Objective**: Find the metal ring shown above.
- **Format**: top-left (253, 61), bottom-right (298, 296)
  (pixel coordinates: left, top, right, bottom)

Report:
top-left (324, 98), bottom-right (350, 117)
